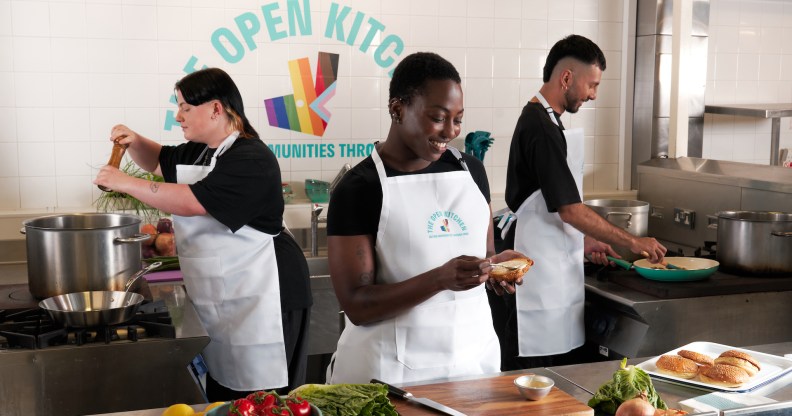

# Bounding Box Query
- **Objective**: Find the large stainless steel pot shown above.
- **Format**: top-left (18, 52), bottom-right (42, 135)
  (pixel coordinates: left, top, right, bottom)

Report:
top-left (584, 199), bottom-right (649, 261)
top-left (715, 211), bottom-right (792, 275)
top-left (21, 213), bottom-right (149, 299)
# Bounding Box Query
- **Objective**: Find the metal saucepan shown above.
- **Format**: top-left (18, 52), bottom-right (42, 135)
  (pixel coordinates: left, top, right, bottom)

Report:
top-left (607, 256), bottom-right (719, 282)
top-left (584, 199), bottom-right (650, 262)
top-left (39, 262), bottom-right (161, 327)
top-left (22, 213), bottom-right (151, 299)
top-left (712, 211), bottom-right (792, 275)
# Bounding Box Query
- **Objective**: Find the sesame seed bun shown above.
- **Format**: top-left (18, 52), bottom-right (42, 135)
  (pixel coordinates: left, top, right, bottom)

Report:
top-left (699, 363), bottom-right (751, 387)
top-left (677, 350), bottom-right (715, 366)
top-left (490, 257), bottom-right (533, 282)
top-left (715, 350), bottom-right (761, 377)
top-left (655, 355), bottom-right (699, 379)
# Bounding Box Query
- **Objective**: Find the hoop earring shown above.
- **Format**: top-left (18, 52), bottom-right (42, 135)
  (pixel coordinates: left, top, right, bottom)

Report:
top-left (390, 113), bottom-right (401, 124)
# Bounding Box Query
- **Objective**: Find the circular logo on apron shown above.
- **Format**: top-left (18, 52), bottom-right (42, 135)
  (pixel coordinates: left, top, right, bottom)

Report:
top-left (426, 210), bottom-right (469, 239)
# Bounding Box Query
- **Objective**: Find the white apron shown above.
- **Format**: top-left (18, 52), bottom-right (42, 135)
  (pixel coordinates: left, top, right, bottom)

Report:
top-left (174, 132), bottom-right (288, 391)
top-left (328, 147), bottom-right (500, 384)
top-left (513, 93), bottom-right (585, 356)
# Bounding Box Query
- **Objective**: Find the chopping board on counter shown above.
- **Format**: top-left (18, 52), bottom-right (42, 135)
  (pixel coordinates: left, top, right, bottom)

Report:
top-left (392, 374), bottom-right (593, 415)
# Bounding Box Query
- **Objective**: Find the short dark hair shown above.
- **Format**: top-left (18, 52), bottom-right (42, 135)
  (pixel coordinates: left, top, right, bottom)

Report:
top-left (175, 68), bottom-right (258, 139)
top-left (543, 35), bottom-right (606, 83)
top-left (389, 52), bottom-right (461, 105)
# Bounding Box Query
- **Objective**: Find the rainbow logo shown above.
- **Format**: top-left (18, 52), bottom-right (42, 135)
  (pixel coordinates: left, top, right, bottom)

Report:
top-left (264, 52), bottom-right (339, 137)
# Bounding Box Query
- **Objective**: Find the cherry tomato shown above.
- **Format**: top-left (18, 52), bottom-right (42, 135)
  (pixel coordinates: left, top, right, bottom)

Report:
top-left (286, 396), bottom-right (311, 416)
top-left (228, 398), bottom-right (256, 416)
top-left (247, 390), bottom-right (279, 412)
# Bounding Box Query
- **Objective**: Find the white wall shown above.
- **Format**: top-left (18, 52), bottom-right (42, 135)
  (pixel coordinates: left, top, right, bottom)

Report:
top-left (1, 0), bottom-right (627, 213)
top-left (704, 0), bottom-right (792, 164)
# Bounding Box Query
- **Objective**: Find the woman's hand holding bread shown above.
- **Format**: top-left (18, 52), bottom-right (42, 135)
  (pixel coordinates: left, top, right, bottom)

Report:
top-left (484, 250), bottom-right (533, 295)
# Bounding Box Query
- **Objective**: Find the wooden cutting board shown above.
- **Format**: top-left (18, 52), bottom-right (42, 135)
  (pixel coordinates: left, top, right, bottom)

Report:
top-left (392, 374), bottom-right (593, 415)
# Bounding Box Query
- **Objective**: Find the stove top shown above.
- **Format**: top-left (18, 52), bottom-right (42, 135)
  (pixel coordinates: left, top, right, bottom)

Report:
top-left (0, 281), bottom-right (174, 349)
top-left (587, 263), bottom-right (792, 299)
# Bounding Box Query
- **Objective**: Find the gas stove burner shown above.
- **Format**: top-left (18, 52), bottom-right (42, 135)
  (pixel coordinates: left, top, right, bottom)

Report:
top-left (0, 299), bottom-right (176, 349)
top-left (8, 288), bottom-right (35, 302)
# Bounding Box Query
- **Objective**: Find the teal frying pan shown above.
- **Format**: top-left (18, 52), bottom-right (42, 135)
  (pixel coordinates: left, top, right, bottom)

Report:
top-left (606, 256), bottom-right (720, 282)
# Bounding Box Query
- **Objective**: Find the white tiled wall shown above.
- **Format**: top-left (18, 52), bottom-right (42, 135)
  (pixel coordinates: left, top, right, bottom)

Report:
top-left (3, 0), bottom-right (628, 212)
top-left (704, 0), bottom-right (792, 165)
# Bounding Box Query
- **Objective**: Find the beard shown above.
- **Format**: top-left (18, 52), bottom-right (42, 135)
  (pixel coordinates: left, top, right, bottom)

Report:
top-left (563, 88), bottom-right (584, 113)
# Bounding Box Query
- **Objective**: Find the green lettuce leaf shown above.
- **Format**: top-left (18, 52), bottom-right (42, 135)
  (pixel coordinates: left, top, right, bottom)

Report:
top-left (588, 358), bottom-right (667, 415)
top-left (289, 383), bottom-right (398, 416)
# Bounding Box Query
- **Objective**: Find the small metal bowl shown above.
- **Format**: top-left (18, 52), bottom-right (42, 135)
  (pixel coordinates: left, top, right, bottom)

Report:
top-left (514, 374), bottom-right (554, 401)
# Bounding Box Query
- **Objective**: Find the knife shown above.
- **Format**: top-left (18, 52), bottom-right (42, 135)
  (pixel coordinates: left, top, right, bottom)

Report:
top-left (371, 379), bottom-right (467, 416)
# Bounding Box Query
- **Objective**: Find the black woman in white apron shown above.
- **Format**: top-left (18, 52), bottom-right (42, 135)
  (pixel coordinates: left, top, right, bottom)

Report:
top-left (94, 68), bottom-right (312, 401)
top-left (324, 52), bottom-right (530, 384)
top-left (499, 35), bottom-right (666, 370)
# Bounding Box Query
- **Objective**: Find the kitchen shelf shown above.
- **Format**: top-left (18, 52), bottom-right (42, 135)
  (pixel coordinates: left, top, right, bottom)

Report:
top-left (705, 103), bottom-right (792, 166)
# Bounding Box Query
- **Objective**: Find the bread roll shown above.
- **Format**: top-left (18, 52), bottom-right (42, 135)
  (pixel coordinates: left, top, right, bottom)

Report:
top-left (715, 350), bottom-right (761, 377)
top-left (699, 363), bottom-right (751, 387)
top-left (677, 350), bottom-right (714, 366)
top-left (655, 355), bottom-right (699, 379)
top-left (490, 257), bottom-right (534, 282)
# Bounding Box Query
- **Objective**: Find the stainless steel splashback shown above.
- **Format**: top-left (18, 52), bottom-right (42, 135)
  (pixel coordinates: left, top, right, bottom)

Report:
top-left (632, 0), bottom-right (709, 185)
top-left (637, 157), bottom-right (792, 253)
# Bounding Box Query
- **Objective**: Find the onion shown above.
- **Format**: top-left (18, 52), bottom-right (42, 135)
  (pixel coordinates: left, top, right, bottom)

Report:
top-left (615, 397), bottom-right (656, 416)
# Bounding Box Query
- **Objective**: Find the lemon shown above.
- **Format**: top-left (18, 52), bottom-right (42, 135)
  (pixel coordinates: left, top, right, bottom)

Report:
top-left (204, 402), bottom-right (225, 412)
top-left (161, 403), bottom-right (195, 416)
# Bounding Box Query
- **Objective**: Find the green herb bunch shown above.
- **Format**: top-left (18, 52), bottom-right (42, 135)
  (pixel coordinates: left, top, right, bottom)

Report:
top-left (94, 160), bottom-right (166, 225)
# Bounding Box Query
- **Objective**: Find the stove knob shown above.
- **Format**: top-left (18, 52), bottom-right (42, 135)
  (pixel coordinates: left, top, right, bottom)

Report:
top-left (593, 318), bottom-right (610, 335)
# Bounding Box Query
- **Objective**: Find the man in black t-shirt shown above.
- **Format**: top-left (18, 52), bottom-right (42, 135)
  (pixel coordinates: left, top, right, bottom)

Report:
top-left (498, 35), bottom-right (667, 370)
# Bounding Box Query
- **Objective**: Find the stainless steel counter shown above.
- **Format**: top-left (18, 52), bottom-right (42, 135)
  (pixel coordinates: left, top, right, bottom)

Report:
top-left (98, 342), bottom-right (792, 415)
top-left (0, 283), bottom-right (210, 416)
top-left (638, 157), bottom-right (792, 194)
top-left (705, 103), bottom-right (792, 166)
top-left (584, 274), bottom-right (792, 360)
top-left (549, 342), bottom-right (792, 408)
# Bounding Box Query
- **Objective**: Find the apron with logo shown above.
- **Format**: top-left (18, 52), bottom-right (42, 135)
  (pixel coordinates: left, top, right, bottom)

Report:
top-left (513, 93), bottom-right (585, 356)
top-left (174, 132), bottom-right (288, 390)
top-left (327, 147), bottom-right (500, 384)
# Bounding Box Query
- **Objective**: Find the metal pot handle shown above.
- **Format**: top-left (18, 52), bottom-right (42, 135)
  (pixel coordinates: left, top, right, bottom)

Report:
top-left (605, 212), bottom-right (632, 228)
top-left (124, 261), bottom-right (162, 292)
top-left (19, 227), bottom-right (25, 235)
top-left (115, 234), bottom-right (152, 243)
top-left (771, 231), bottom-right (792, 237)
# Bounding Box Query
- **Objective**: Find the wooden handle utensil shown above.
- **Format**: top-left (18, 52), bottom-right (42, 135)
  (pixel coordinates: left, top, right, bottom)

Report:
top-left (98, 136), bottom-right (129, 192)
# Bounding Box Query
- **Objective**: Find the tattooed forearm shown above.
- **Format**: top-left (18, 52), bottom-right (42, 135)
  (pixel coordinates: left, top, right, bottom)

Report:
top-left (150, 182), bottom-right (160, 193)
top-left (358, 271), bottom-right (373, 286)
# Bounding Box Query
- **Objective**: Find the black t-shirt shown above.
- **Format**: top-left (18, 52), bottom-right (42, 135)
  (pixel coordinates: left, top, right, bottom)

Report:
top-left (159, 137), bottom-right (311, 311)
top-left (505, 101), bottom-right (581, 213)
top-left (160, 138), bottom-right (284, 234)
top-left (327, 150), bottom-right (491, 238)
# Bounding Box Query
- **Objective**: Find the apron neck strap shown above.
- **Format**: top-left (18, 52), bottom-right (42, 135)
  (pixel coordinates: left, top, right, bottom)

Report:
top-left (192, 131), bottom-right (241, 167)
top-left (371, 145), bottom-right (387, 181)
top-left (535, 92), bottom-right (560, 127)
top-left (446, 147), bottom-right (469, 172)
top-left (372, 146), bottom-right (470, 178)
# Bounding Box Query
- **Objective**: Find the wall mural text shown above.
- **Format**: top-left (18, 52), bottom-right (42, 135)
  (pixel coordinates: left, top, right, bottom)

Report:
top-left (162, 0), bottom-right (404, 159)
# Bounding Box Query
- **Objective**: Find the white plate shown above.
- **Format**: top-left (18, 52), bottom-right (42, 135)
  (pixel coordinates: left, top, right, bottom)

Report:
top-left (636, 341), bottom-right (792, 393)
